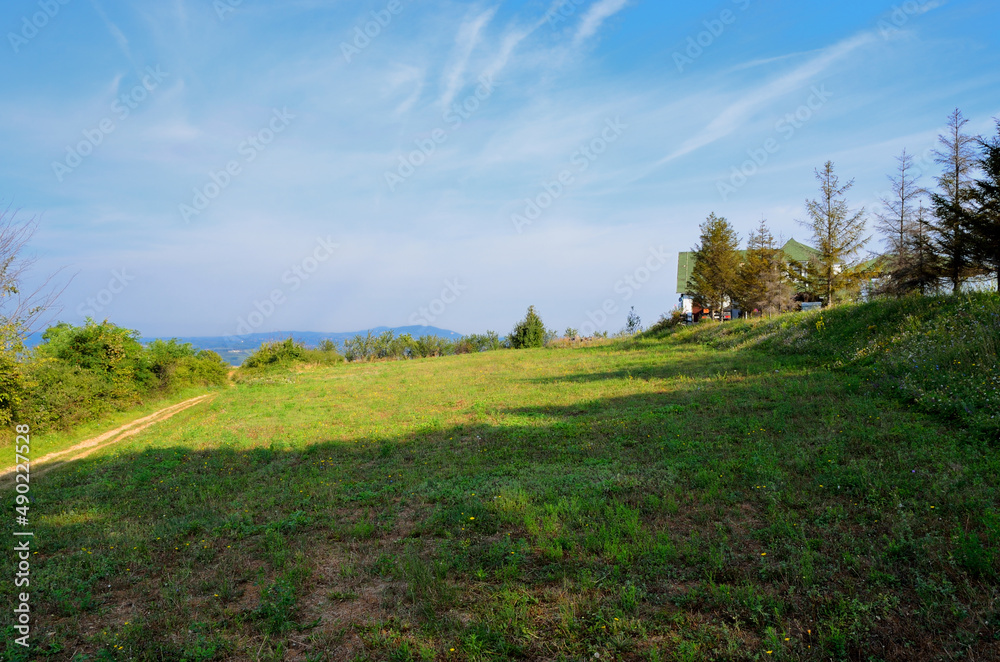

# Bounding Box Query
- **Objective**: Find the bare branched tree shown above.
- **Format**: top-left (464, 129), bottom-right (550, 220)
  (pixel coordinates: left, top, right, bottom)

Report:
top-left (1, 206), bottom-right (65, 349)
top-left (876, 150), bottom-right (923, 257)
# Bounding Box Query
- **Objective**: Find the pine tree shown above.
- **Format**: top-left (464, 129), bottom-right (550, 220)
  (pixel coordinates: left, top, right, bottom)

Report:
top-left (508, 305), bottom-right (546, 349)
top-left (798, 162), bottom-right (871, 306)
top-left (737, 219), bottom-right (794, 317)
top-left (875, 150), bottom-right (925, 296)
top-left (969, 120), bottom-right (1000, 290)
top-left (687, 213), bottom-right (741, 319)
top-left (896, 203), bottom-right (942, 295)
top-left (930, 109), bottom-right (980, 293)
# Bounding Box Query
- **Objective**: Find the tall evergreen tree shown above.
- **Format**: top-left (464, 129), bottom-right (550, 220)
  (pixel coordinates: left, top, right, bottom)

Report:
top-left (969, 120), bottom-right (1000, 290)
top-left (875, 150), bottom-right (925, 296)
top-left (897, 203), bottom-right (943, 296)
top-left (930, 109), bottom-right (980, 292)
top-left (798, 162), bottom-right (871, 306)
top-left (687, 213), bottom-right (741, 319)
top-left (737, 219), bottom-right (794, 317)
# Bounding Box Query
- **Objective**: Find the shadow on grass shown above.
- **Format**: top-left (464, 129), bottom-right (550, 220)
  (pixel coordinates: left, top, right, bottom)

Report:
top-left (2, 355), bottom-right (996, 661)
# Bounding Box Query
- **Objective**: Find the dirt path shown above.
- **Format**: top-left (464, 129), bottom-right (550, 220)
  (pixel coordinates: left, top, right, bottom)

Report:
top-left (1, 394), bottom-right (214, 482)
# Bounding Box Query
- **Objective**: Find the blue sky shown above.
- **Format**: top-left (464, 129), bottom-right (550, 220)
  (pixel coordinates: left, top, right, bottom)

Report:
top-left (3, 0), bottom-right (999, 338)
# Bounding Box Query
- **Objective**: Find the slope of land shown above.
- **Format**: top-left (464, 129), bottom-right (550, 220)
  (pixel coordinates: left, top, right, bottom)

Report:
top-left (2, 295), bottom-right (998, 661)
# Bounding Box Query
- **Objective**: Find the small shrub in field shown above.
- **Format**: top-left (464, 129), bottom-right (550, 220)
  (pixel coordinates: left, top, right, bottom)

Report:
top-left (414, 334), bottom-right (452, 358)
top-left (241, 338), bottom-right (307, 369)
top-left (509, 306), bottom-right (546, 349)
top-left (243, 337), bottom-right (344, 369)
top-left (466, 331), bottom-right (502, 352)
top-left (643, 309), bottom-right (686, 337)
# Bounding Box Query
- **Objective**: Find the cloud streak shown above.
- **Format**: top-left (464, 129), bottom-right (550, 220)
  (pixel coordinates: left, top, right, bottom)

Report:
top-left (439, 7), bottom-right (498, 110)
top-left (654, 31), bottom-right (877, 167)
top-left (574, 0), bottom-right (629, 45)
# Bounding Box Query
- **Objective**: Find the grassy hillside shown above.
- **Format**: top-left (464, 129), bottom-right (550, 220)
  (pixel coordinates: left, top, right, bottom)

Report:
top-left (3, 295), bottom-right (999, 661)
top-left (658, 292), bottom-right (999, 437)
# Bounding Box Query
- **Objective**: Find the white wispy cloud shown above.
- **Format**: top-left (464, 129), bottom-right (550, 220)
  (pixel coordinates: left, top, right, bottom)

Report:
top-left (386, 65), bottom-right (426, 117)
top-left (439, 7), bottom-right (498, 110)
top-left (90, 0), bottom-right (133, 63)
top-left (655, 31), bottom-right (877, 166)
top-left (574, 0), bottom-right (629, 45)
top-left (723, 49), bottom-right (820, 74)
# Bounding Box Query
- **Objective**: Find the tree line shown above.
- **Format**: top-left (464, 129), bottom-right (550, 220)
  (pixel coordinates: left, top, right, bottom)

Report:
top-left (240, 305), bottom-right (561, 370)
top-left (687, 110), bottom-right (1000, 316)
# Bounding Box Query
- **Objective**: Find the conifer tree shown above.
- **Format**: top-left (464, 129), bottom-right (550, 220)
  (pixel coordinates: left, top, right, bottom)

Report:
top-left (969, 120), bottom-right (1000, 290)
top-left (875, 150), bottom-right (925, 296)
top-left (687, 213), bottom-right (741, 319)
top-left (737, 219), bottom-right (794, 317)
top-left (930, 109), bottom-right (980, 292)
top-left (798, 162), bottom-right (871, 306)
top-left (894, 202), bottom-right (943, 296)
top-left (508, 305), bottom-right (546, 349)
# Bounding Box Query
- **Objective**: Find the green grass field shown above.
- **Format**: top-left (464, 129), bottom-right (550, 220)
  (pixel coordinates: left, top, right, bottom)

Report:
top-left (3, 297), bottom-right (1000, 661)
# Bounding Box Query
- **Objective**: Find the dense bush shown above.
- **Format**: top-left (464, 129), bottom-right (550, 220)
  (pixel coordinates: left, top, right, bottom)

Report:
top-left (13, 320), bottom-right (228, 432)
top-left (455, 331), bottom-right (502, 354)
top-left (0, 343), bottom-right (21, 427)
top-left (509, 306), bottom-right (546, 349)
top-left (340, 330), bottom-right (506, 361)
top-left (242, 337), bottom-right (344, 370)
top-left (642, 309), bottom-right (686, 337)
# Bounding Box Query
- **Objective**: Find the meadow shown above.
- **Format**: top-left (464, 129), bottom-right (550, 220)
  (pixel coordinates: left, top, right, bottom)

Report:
top-left (2, 295), bottom-right (999, 661)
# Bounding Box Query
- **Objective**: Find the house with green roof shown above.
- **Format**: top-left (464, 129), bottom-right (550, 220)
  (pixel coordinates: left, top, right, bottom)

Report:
top-left (676, 238), bottom-right (820, 320)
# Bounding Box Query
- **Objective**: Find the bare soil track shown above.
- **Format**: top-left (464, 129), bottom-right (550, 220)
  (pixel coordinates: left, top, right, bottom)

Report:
top-left (1, 394), bottom-right (214, 483)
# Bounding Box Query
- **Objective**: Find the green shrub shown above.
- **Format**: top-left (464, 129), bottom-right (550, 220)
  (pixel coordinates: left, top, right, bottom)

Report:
top-left (642, 309), bottom-right (686, 337)
top-left (242, 338), bottom-right (307, 369)
top-left (0, 345), bottom-right (22, 428)
top-left (146, 339), bottom-right (229, 391)
top-left (14, 320), bottom-right (229, 432)
top-left (509, 306), bottom-right (546, 349)
top-left (35, 320), bottom-right (154, 396)
top-left (242, 337), bottom-right (344, 371)
top-left (414, 335), bottom-right (453, 358)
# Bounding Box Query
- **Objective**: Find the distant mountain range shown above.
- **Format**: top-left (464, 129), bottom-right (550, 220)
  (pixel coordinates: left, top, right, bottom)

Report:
top-left (146, 326), bottom-right (464, 366)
